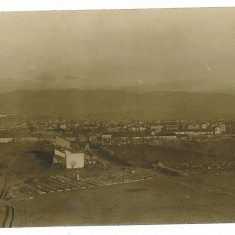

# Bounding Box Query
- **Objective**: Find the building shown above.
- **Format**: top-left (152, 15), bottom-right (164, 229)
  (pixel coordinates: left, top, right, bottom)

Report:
top-left (201, 122), bottom-right (210, 129)
top-left (151, 125), bottom-right (164, 133)
top-left (53, 149), bottom-right (85, 169)
top-left (214, 126), bottom-right (222, 135)
top-left (175, 129), bottom-right (213, 135)
top-left (53, 135), bottom-right (85, 168)
top-left (65, 151), bottom-right (85, 169)
top-left (212, 123), bottom-right (226, 133)
top-left (187, 122), bottom-right (200, 130)
top-left (60, 124), bottom-right (67, 130)
top-left (102, 134), bottom-right (112, 140)
top-left (165, 124), bottom-right (179, 130)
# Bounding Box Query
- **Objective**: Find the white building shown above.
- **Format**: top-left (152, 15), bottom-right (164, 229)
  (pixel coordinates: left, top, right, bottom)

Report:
top-left (151, 125), bottom-right (163, 132)
top-left (214, 126), bottom-right (222, 135)
top-left (201, 122), bottom-right (210, 129)
top-left (188, 122), bottom-right (200, 130)
top-left (53, 149), bottom-right (84, 169)
top-left (212, 123), bottom-right (226, 133)
top-left (60, 124), bottom-right (67, 130)
top-left (53, 135), bottom-right (84, 168)
top-left (66, 152), bottom-right (85, 169)
top-left (102, 134), bottom-right (112, 140)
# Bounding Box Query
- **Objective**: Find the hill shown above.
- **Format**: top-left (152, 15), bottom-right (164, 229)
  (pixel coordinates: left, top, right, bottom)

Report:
top-left (0, 89), bottom-right (235, 119)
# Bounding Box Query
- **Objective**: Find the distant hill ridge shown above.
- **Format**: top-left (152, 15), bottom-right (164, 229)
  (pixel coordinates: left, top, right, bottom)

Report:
top-left (0, 89), bottom-right (234, 118)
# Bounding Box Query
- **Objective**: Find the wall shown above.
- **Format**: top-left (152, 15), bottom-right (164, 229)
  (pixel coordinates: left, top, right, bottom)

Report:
top-left (53, 149), bottom-right (66, 165)
top-left (0, 138), bottom-right (13, 143)
top-left (15, 137), bottom-right (38, 142)
top-left (66, 152), bottom-right (84, 169)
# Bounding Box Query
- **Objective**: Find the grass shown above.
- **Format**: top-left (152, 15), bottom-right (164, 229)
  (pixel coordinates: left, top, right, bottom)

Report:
top-left (0, 142), bottom-right (57, 178)
top-left (11, 173), bottom-right (235, 226)
top-left (108, 145), bottom-right (235, 169)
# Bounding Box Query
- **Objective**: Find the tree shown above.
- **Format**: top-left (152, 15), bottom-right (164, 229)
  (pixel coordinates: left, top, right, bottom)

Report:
top-left (70, 161), bottom-right (77, 169)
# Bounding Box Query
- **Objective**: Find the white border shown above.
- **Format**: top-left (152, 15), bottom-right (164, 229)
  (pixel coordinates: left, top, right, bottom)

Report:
top-left (0, 0), bottom-right (234, 235)
top-left (0, 0), bottom-right (235, 12)
top-left (1, 224), bottom-right (235, 235)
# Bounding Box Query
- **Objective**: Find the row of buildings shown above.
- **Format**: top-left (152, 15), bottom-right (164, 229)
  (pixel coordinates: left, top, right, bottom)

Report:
top-left (1, 113), bottom-right (234, 135)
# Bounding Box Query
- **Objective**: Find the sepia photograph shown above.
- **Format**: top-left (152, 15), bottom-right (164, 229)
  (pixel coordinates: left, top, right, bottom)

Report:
top-left (0, 4), bottom-right (235, 230)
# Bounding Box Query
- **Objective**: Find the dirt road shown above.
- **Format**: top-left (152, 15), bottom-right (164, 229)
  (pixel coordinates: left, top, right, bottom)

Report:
top-left (0, 176), bottom-right (15, 228)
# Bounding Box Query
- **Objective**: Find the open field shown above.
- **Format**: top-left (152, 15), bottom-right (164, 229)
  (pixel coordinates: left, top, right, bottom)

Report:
top-left (0, 142), bottom-right (54, 177)
top-left (8, 173), bottom-right (235, 227)
top-left (108, 145), bottom-right (192, 168)
top-left (108, 145), bottom-right (235, 171)
top-left (1, 142), bottom-right (235, 227)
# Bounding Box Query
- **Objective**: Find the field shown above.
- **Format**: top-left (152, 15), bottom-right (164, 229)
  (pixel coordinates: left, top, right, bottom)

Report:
top-left (107, 145), bottom-right (235, 172)
top-left (107, 145), bottom-right (192, 168)
top-left (10, 173), bottom-right (235, 226)
top-left (1, 142), bottom-right (235, 227)
top-left (0, 142), bottom-right (55, 177)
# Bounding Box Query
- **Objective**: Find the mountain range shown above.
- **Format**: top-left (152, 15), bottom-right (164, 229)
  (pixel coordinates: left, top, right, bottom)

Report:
top-left (0, 89), bottom-right (234, 119)
top-left (0, 78), bottom-right (235, 95)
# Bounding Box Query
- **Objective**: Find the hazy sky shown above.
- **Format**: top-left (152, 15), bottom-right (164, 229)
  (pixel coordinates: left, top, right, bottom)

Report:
top-left (1, 8), bottom-right (235, 91)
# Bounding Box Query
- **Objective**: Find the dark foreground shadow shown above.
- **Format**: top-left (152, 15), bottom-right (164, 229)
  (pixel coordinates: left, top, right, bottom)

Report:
top-left (34, 150), bottom-right (54, 167)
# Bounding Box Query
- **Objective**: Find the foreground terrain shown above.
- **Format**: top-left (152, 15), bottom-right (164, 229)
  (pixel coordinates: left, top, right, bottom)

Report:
top-left (1, 143), bottom-right (235, 227)
top-left (5, 173), bottom-right (235, 226)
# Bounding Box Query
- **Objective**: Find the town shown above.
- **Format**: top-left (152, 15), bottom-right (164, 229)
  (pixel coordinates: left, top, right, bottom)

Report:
top-left (0, 113), bottom-right (235, 172)
top-left (1, 113), bottom-right (235, 141)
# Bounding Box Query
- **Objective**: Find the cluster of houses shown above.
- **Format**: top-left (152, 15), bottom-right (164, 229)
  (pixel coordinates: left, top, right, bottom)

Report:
top-left (0, 113), bottom-right (233, 135)
top-left (148, 121), bottom-right (226, 135)
top-left (98, 121), bottom-right (232, 146)
top-left (0, 113), bottom-right (235, 147)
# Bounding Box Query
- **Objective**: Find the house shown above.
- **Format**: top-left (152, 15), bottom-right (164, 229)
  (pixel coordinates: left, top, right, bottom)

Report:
top-left (150, 125), bottom-right (164, 132)
top-left (60, 124), bottom-right (67, 130)
top-left (101, 134), bottom-right (112, 140)
top-left (129, 126), bottom-right (138, 132)
top-left (212, 123), bottom-right (226, 133)
top-left (74, 123), bottom-right (80, 128)
top-left (89, 135), bottom-right (99, 143)
top-left (214, 126), bottom-right (222, 135)
top-left (187, 122), bottom-right (200, 130)
top-left (201, 122), bottom-right (210, 129)
top-left (101, 133), bottom-right (112, 145)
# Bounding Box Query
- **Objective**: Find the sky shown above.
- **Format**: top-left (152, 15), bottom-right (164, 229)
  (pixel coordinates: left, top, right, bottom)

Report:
top-left (0, 8), bottom-right (235, 92)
